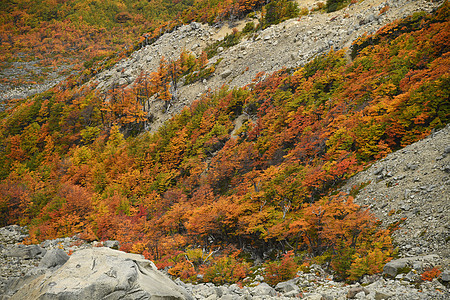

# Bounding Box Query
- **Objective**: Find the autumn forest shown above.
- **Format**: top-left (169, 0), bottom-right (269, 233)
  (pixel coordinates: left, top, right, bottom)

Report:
top-left (0, 0), bottom-right (449, 285)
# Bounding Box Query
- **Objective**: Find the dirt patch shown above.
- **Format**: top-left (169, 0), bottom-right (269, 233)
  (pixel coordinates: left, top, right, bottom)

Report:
top-left (211, 17), bottom-right (260, 41)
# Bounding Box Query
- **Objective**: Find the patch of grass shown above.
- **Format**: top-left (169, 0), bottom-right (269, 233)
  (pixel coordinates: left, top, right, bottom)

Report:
top-left (349, 181), bottom-right (371, 197)
top-left (205, 30), bottom-right (242, 59)
top-left (242, 21), bottom-right (256, 34)
top-left (326, 0), bottom-right (352, 13)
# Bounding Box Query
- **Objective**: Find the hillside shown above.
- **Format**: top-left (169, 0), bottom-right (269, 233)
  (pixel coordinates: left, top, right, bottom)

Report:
top-left (0, 0), bottom-right (449, 296)
top-left (0, 0), bottom-right (269, 102)
top-left (1, 126), bottom-right (449, 299)
top-left (89, 0), bottom-right (444, 132)
top-left (342, 124), bottom-right (450, 262)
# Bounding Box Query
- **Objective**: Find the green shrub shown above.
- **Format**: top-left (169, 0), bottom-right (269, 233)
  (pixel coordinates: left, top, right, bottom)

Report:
top-left (326, 0), bottom-right (349, 13)
top-left (242, 22), bottom-right (255, 34)
top-left (262, 0), bottom-right (299, 28)
top-left (202, 254), bottom-right (251, 285)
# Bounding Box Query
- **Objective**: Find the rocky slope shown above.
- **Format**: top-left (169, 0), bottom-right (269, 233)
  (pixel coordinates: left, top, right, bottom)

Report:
top-left (0, 61), bottom-right (72, 104)
top-left (342, 124), bottom-right (450, 265)
top-left (89, 0), bottom-right (444, 132)
top-left (0, 1), bottom-right (443, 115)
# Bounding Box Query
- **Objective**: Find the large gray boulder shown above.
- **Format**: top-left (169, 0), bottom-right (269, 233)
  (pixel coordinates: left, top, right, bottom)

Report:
top-left (275, 279), bottom-right (299, 293)
top-left (38, 248), bottom-right (68, 268)
top-left (11, 247), bottom-right (192, 300)
top-left (250, 282), bottom-right (276, 297)
top-left (383, 258), bottom-right (409, 278)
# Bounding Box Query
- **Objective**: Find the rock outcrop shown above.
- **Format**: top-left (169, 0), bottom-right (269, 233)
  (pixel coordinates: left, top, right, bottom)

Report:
top-left (8, 248), bottom-right (192, 300)
top-left (0, 226), bottom-right (192, 299)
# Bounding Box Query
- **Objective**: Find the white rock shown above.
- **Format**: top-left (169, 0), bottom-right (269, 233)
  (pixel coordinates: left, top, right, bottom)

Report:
top-left (11, 248), bottom-right (192, 300)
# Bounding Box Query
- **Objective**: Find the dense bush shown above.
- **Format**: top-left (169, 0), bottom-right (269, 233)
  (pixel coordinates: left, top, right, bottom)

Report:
top-left (262, 0), bottom-right (300, 28)
top-left (202, 254), bottom-right (251, 285)
top-left (326, 0), bottom-right (349, 13)
top-left (263, 251), bottom-right (298, 286)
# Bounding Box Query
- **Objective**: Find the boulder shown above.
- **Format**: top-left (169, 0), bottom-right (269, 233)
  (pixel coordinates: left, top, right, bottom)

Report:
top-left (404, 271), bottom-right (420, 282)
top-left (251, 282), bottom-right (276, 297)
top-left (11, 247), bottom-right (192, 300)
top-left (190, 22), bottom-right (200, 30)
top-left (441, 270), bottom-right (450, 282)
top-left (275, 279), bottom-right (299, 293)
top-left (375, 291), bottom-right (393, 300)
top-left (38, 248), bottom-right (69, 269)
top-left (220, 69), bottom-right (232, 78)
top-left (347, 286), bottom-right (368, 299)
top-left (383, 258), bottom-right (408, 277)
top-left (383, 255), bottom-right (440, 278)
top-left (103, 240), bottom-right (120, 249)
top-left (2, 275), bottom-right (37, 299)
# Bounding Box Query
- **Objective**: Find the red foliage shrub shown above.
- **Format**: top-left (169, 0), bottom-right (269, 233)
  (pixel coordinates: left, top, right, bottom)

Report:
top-left (421, 267), bottom-right (441, 281)
top-left (263, 251), bottom-right (298, 286)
